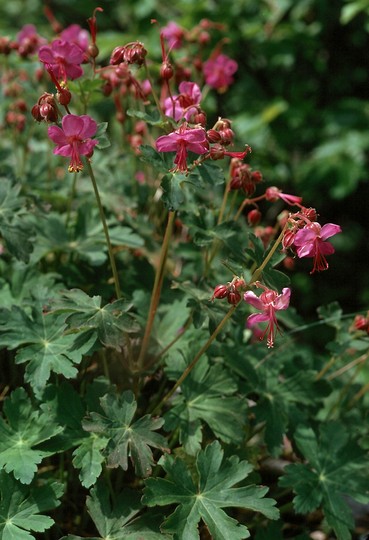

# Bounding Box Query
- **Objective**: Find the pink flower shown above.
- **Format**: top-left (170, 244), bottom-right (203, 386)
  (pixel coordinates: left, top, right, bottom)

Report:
top-left (244, 284), bottom-right (291, 348)
top-left (265, 186), bottom-right (302, 206)
top-left (203, 53), bottom-right (238, 91)
top-left (39, 39), bottom-right (84, 82)
top-left (161, 22), bottom-right (185, 50)
top-left (164, 81), bottom-right (202, 121)
top-left (156, 123), bottom-right (208, 172)
top-left (48, 114), bottom-right (98, 172)
top-left (60, 24), bottom-right (89, 52)
top-left (17, 24), bottom-right (46, 57)
top-left (293, 222), bottom-right (342, 273)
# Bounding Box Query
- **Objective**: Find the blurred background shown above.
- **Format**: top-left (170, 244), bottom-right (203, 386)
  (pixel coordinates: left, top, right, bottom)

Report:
top-left (1, 0), bottom-right (368, 320)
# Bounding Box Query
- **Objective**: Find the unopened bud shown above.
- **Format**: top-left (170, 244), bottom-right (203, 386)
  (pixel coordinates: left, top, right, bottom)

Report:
top-left (56, 87), bottom-right (71, 106)
top-left (212, 284), bottom-right (229, 300)
top-left (247, 209), bottom-right (262, 226)
top-left (160, 61), bottom-right (174, 80)
top-left (88, 43), bottom-right (99, 59)
top-left (227, 291), bottom-right (241, 305)
top-left (207, 129), bottom-right (222, 143)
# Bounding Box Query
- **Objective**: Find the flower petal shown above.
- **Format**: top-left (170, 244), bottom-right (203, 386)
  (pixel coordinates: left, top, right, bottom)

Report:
top-left (48, 125), bottom-right (67, 145)
top-left (320, 223), bottom-right (342, 240)
top-left (62, 114), bottom-right (85, 137)
top-left (244, 291), bottom-right (264, 310)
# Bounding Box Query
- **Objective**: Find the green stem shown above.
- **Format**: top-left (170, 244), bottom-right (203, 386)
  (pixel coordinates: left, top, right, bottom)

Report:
top-left (249, 222), bottom-right (288, 284)
top-left (65, 171), bottom-right (78, 228)
top-left (143, 60), bottom-right (168, 125)
top-left (136, 210), bottom-right (176, 372)
top-left (151, 303), bottom-right (239, 415)
top-left (85, 159), bottom-right (122, 299)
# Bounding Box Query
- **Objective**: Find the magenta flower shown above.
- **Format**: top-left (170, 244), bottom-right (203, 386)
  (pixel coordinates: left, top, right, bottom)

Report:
top-left (265, 186), bottom-right (302, 206)
top-left (293, 222), bottom-right (342, 273)
top-left (48, 114), bottom-right (98, 172)
top-left (60, 24), bottom-right (89, 52)
top-left (156, 123), bottom-right (208, 172)
top-left (164, 81), bottom-right (202, 121)
top-left (39, 39), bottom-right (84, 82)
top-left (203, 53), bottom-right (238, 91)
top-left (244, 284), bottom-right (291, 348)
top-left (17, 24), bottom-right (46, 57)
top-left (161, 22), bottom-right (185, 50)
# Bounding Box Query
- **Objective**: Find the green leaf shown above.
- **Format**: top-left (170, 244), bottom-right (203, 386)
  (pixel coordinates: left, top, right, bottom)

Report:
top-left (127, 108), bottom-right (164, 127)
top-left (0, 179), bottom-right (35, 262)
top-left (160, 173), bottom-right (186, 211)
top-left (50, 288), bottom-right (139, 350)
top-left (95, 122), bottom-right (111, 150)
top-left (164, 356), bottom-right (247, 454)
top-left (0, 471), bottom-right (63, 539)
top-left (60, 481), bottom-right (170, 539)
top-left (143, 440), bottom-right (279, 540)
top-left (82, 390), bottom-right (169, 477)
top-left (0, 388), bottom-right (63, 483)
top-left (279, 422), bottom-right (369, 540)
top-left (72, 434), bottom-right (108, 488)
top-left (0, 305), bottom-right (96, 397)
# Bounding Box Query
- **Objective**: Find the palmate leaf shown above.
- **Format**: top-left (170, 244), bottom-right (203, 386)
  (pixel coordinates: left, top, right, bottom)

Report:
top-left (49, 288), bottom-right (139, 351)
top-left (279, 422), bottom-right (369, 540)
top-left (82, 390), bottom-right (169, 477)
top-left (143, 440), bottom-right (279, 540)
top-left (0, 388), bottom-right (62, 484)
top-left (226, 350), bottom-right (326, 456)
top-left (0, 179), bottom-right (35, 263)
top-left (164, 355), bottom-right (247, 454)
top-left (0, 305), bottom-right (96, 397)
top-left (0, 471), bottom-right (63, 540)
top-left (60, 481), bottom-right (170, 540)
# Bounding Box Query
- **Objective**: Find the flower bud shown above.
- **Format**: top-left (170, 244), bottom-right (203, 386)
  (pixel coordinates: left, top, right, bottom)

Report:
top-left (56, 87), bottom-right (72, 106)
top-left (227, 291), bottom-right (241, 304)
top-left (88, 43), bottom-right (99, 59)
top-left (207, 129), bottom-right (222, 143)
top-left (160, 61), bottom-right (174, 80)
top-left (212, 284), bottom-right (229, 300)
top-left (247, 209), bottom-right (262, 226)
top-left (209, 144), bottom-right (225, 160)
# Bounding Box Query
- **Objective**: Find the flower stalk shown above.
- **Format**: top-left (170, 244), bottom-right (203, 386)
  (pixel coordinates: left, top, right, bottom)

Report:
top-left (85, 158), bottom-right (122, 299)
top-left (136, 210), bottom-right (176, 372)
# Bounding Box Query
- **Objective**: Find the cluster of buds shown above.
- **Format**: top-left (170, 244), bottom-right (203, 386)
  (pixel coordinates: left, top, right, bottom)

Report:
top-left (229, 158), bottom-right (262, 194)
top-left (207, 118), bottom-right (234, 146)
top-left (31, 92), bottom-right (59, 123)
top-left (4, 99), bottom-right (27, 132)
top-left (110, 42), bottom-right (147, 67)
top-left (351, 313), bottom-right (369, 334)
top-left (212, 276), bottom-right (246, 305)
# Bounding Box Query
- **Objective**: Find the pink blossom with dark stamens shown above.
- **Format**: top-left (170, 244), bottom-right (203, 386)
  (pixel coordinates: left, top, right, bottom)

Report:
top-left (164, 81), bottom-right (202, 121)
top-left (38, 39), bottom-right (84, 81)
top-left (48, 114), bottom-right (98, 172)
top-left (156, 123), bottom-right (208, 172)
top-left (293, 222), bottom-right (342, 273)
top-left (244, 285), bottom-right (291, 348)
top-left (203, 53), bottom-right (238, 91)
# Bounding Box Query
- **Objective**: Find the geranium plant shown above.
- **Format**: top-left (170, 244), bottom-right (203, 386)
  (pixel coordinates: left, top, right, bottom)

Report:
top-left (0, 6), bottom-right (368, 540)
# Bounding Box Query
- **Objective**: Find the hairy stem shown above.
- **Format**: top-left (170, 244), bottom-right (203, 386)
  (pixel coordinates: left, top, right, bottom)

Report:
top-left (85, 159), bottom-right (122, 299)
top-left (151, 303), bottom-right (238, 415)
top-left (136, 210), bottom-right (176, 372)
